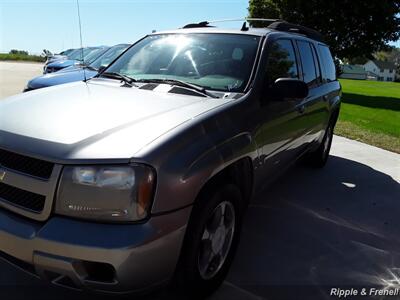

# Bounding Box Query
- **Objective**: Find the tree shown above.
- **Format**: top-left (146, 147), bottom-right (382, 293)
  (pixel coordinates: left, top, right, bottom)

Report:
top-left (9, 49), bottom-right (29, 56)
top-left (248, 0), bottom-right (400, 61)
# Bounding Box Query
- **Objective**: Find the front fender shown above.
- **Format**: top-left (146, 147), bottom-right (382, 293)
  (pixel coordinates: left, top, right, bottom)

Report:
top-left (132, 91), bottom-right (260, 214)
top-left (146, 124), bottom-right (258, 214)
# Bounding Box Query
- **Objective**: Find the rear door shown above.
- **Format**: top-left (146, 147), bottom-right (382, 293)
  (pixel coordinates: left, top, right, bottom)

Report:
top-left (295, 40), bottom-right (330, 144)
top-left (317, 44), bottom-right (341, 130)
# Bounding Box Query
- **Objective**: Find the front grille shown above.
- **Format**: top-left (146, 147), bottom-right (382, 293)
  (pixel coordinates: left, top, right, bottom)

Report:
top-left (0, 182), bottom-right (45, 213)
top-left (0, 148), bottom-right (54, 179)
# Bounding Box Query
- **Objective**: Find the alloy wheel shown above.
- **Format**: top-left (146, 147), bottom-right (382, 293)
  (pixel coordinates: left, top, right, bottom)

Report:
top-left (197, 201), bottom-right (236, 280)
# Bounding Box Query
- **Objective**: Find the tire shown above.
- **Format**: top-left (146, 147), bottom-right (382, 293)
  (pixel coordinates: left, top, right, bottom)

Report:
top-left (306, 121), bottom-right (334, 168)
top-left (172, 184), bottom-right (245, 299)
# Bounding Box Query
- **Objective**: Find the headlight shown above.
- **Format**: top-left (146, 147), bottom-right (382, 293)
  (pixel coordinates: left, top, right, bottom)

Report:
top-left (55, 164), bottom-right (155, 222)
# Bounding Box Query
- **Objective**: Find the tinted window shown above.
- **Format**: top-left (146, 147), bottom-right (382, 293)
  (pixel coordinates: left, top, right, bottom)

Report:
top-left (297, 41), bottom-right (317, 86)
top-left (266, 39), bottom-right (298, 86)
top-left (310, 44), bottom-right (321, 83)
top-left (318, 45), bottom-right (336, 82)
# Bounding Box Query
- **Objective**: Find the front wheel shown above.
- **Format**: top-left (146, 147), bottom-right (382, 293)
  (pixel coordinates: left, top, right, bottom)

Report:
top-left (172, 184), bottom-right (244, 299)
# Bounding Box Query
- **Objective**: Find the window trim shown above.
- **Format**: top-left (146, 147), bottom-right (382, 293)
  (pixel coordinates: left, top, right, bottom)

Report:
top-left (310, 43), bottom-right (322, 86)
top-left (295, 40), bottom-right (319, 88)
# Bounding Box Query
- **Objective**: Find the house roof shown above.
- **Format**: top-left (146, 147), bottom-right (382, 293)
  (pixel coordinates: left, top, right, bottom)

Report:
top-left (371, 60), bottom-right (396, 70)
top-left (341, 64), bottom-right (366, 75)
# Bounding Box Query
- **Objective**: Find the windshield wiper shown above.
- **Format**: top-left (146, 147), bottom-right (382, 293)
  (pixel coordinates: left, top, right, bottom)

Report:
top-left (137, 78), bottom-right (218, 98)
top-left (83, 65), bottom-right (97, 71)
top-left (99, 72), bottom-right (137, 87)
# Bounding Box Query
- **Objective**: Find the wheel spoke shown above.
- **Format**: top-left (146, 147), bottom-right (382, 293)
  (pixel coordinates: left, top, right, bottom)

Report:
top-left (198, 240), bottom-right (213, 274)
top-left (201, 227), bottom-right (212, 241)
top-left (207, 205), bottom-right (223, 233)
top-left (221, 227), bottom-right (234, 255)
top-left (208, 254), bottom-right (222, 275)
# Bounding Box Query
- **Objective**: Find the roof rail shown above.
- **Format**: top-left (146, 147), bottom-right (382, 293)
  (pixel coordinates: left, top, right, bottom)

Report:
top-left (181, 18), bottom-right (324, 42)
top-left (182, 21), bottom-right (212, 29)
top-left (267, 21), bottom-right (324, 42)
top-left (182, 18), bottom-right (280, 29)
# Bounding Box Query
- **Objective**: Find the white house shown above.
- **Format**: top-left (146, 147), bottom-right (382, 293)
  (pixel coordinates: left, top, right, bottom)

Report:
top-left (340, 64), bottom-right (367, 80)
top-left (363, 60), bottom-right (397, 82)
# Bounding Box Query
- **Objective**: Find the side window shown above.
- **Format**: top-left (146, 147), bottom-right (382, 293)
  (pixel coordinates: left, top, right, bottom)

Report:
top-left (318, 45), bottom-right (336, 82)
top-left (310, 44), bottom-right (321, 84)
top-left (297, 41), bottom-right (318, 87)
top-left (266, 39), bottom-right (298, 86)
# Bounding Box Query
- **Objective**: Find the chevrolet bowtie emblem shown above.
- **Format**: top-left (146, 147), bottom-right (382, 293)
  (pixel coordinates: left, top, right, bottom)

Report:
top-left (0, 169), bottom-right (6, 181)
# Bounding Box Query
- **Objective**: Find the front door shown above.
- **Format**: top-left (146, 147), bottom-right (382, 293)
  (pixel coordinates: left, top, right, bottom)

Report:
top-left (254, 38), bottom-right (307, 180)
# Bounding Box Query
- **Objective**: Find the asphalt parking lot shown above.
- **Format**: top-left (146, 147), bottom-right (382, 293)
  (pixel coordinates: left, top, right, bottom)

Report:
top-left (0, 61), bottom-right (43, 99)
top-left (0, 61), bottom-right (399, 300)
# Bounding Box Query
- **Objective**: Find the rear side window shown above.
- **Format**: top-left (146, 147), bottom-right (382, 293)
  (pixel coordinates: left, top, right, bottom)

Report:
top-left (310, 44), bottom-right (321, 83)
top-left (318, 45), bottom-right (336, 82)
top-left (266, 39), bottom-right (298, 86)
top-left (297, 41), bottom-right (318, 87)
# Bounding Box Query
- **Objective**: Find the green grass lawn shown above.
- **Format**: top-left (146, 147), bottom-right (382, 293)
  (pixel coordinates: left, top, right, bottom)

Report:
top-left (336, 79), bottom-right (400, 153)
top-left (0, 53), bottom-right (45, 63)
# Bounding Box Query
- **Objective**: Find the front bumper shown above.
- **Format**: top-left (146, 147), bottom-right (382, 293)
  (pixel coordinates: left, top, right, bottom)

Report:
top-left (0, 206), bottom-right (191, 293)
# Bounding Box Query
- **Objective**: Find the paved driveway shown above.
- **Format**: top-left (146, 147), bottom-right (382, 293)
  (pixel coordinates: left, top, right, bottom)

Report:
top-left (1, 136), bottom-right (399, 300)
top-left (0, 61), bottom-right (43, 99)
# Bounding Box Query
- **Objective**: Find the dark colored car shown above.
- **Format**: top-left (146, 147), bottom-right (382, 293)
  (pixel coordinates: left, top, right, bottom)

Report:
top-left (43, 47), bottom-right (107, 74)
top-left (24, 44), bottom-right (130, 92)
top-left (0, 20), bottom-right (340, 298)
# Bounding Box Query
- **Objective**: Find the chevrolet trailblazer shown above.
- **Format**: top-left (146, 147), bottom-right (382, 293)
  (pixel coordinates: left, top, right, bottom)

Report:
top-left (0, 20), bottom-right (340, 298)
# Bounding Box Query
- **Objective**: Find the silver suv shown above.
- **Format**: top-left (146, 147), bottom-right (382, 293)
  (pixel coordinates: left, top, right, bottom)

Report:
top-left (0, 20), bottom-right (340, 298)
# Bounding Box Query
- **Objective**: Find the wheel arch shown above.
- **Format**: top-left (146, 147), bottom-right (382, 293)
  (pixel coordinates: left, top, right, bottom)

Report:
top-left (193, 156), bottom-right (254, 208)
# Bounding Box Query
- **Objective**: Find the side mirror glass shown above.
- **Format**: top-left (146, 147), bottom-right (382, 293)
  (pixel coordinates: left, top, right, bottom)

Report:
top-left (271, 78), bottom-right (309, 100)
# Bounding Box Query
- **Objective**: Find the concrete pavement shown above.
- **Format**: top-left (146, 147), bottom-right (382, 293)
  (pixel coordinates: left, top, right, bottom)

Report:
top-left (0, 61), bottom-right (43, 99)
top-left (1, 136), bottom-right (399, 299)
top-left (224, 136), bottom-right (400, 300)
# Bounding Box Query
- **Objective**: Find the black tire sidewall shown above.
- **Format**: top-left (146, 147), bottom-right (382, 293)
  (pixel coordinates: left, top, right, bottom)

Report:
top-left (307, 121), bottom-right (334, 168)
top-left (322, 123), bottom-right (334, 162)
top-left (173, 184), bottom-right (245, 298)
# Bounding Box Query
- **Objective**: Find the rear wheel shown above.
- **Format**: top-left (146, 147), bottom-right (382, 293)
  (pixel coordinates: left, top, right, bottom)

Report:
top-left (306, 122), bottom-right (334, 168)
top-left (172, 184), bottom-right (244, 299)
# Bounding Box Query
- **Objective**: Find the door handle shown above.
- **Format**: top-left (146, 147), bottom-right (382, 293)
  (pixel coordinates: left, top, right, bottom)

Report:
top-left (298, 104), bottom-right (305, 114)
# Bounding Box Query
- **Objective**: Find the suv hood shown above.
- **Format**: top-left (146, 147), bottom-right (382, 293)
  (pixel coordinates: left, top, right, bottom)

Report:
top-left (0, 80), bottom-right (231, 161)
top-left (47, 59), bottom-right (78, 68)
top-left (28, 69), bottom-right (97, 90)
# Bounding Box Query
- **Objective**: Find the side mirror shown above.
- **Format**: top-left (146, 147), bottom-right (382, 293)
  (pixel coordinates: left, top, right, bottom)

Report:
top-left (272, 78), bottom-right (309, 100)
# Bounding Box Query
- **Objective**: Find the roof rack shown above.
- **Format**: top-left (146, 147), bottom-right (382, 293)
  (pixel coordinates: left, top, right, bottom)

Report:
top-left (182, 21), bottom-right (213, 29)
top-left (182, 18), bottom-right (280, 29)
top-left (181, 18), bottom-right (323, 42)
top-left (267, 21), bottom-right (324, 42)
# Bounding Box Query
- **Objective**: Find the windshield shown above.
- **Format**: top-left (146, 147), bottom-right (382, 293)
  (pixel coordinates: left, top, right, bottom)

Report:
top-left (105, 34), bottom-right (260, 92)
top-left (59, 48), bottom-right (74, 56)
top-left (90, 45), bottom-right (129, 69)
top-left (84, 47), bottom-right (109, 65)
top-left (68, 48), bottom-right (100, 61)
